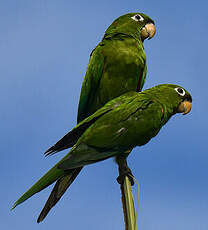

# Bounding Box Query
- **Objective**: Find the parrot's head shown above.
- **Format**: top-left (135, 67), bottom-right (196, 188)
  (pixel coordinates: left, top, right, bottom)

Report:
top-left (104, 12), bottom-right (156, 41)
top-left (148, 84), bottom-right (192, 115)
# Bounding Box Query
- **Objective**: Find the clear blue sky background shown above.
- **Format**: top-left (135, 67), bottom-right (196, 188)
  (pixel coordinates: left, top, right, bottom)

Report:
top-left (1, 0), bottom-right (207, 229)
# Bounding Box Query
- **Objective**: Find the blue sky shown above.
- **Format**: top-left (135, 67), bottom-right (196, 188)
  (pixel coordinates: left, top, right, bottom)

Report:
top-left (1, 0), bottom-right (207, 229)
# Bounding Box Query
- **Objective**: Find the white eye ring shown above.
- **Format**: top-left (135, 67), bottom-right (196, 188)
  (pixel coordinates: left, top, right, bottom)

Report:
top-left (174, 87), bottom-right (186, 96)
top-left (131, 14), bottom-right (144, 22)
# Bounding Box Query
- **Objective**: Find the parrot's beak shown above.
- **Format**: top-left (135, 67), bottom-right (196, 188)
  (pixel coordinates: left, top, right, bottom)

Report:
top-left (177, 100), bottom-right (192, 115)
top-left (141, 23), bottom-right (156, 41)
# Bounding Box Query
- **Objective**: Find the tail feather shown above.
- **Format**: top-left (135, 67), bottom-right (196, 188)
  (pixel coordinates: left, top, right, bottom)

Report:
top-left (11, 165), bottom-right (64, 210)
top-left (37, 167), bottom-right (83, 223)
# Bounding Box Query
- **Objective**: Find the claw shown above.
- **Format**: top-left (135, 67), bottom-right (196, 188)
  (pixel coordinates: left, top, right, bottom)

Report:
top-left (117, 168), bottom-right (134, 186)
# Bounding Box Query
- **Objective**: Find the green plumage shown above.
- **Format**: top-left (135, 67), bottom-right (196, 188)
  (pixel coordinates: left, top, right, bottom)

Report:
top-left (12, 12), bottom-right (156, 222)
top-left (77, 12), bottom-right (155, 122)
top-left (12, 84), bottom-right (192, 221)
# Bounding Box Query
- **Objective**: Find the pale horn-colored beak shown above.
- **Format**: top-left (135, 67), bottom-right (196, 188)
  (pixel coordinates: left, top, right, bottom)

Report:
top-left (141, 23), bottom-right (156, 40)
top-left (177, 101), bottom-right (192, 115)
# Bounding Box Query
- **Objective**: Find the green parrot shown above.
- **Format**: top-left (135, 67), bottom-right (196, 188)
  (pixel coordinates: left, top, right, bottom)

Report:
top-left (36, 13), bottom-right (156, 219)
top-left (12, 84), bottom-right (192, 222)
top-left (77, 12), bottom-right (156, 122)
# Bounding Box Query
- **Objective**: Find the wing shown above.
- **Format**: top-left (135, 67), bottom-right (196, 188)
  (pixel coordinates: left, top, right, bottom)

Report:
top-left (79, 96), bottom-right (155, 150)
top-left (137, 61), bottom-right (147, 92)
top-left (45, 91), bottom-right (137, 156)
top-left (58, 95), bottom-right (155, 170)
top-left (77, 43), bottom-right (106, 123)
top-left (45, 108), bottom-right (111, 156)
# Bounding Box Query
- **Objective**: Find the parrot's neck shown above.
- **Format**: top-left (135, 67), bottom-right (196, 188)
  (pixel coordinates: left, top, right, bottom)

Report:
top-left (144, 92), bottom-right (178, 125)
top-left (103, 31), bottom-right (142, 44)
top-left (161, 104), bottom-right (177, 126)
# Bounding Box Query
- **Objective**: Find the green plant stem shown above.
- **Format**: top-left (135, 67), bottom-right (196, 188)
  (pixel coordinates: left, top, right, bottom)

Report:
top-left (120, 176), bottom-right (138, 230)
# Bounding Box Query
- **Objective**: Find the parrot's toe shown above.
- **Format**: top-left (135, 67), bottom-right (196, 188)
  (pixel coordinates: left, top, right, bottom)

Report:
top-left (117, 168), bottom-right (134, 186)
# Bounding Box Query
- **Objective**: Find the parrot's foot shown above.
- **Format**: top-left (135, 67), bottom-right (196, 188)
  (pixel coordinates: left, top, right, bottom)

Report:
top-left (117, 167), bottom-right (134, 186)
top-left (115, 152), bottom-right (134, 185)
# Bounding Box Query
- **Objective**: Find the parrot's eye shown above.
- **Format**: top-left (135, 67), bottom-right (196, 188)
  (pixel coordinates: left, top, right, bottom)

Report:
top-left (131, 14), bottom-right (144, 22)
top-left (174, 87), bottom-right (186, 96)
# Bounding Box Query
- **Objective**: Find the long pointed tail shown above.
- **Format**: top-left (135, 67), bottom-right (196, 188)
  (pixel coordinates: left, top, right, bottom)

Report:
top-left (11, 164), bottom-right (65, 210)
top-left (37, 167), bottom-right (83, 223)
